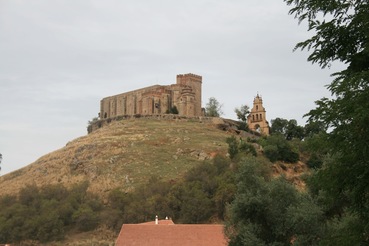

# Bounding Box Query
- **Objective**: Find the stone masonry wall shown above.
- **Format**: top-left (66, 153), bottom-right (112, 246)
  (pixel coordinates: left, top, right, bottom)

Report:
top-left (100, 73), bottom-right (202, 119)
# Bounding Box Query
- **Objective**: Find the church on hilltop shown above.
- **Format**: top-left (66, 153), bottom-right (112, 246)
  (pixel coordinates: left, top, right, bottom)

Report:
top-left (247, 94), bottom-right (270, 135)
top-left (100, 73), bottom-right (202, 119)
top-left (99, 73), bottom-right (270, 136)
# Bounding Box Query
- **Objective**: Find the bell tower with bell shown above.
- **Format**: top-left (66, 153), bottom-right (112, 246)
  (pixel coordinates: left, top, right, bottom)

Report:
top-left (247, 94), bottom-right (270, 135)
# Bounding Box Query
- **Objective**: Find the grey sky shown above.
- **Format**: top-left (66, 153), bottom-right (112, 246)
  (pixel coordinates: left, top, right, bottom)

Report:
top-left (0, 0), bottom-right (342, 175)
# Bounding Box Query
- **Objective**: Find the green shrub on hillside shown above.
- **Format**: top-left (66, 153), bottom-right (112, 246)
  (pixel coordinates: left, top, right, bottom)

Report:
top-left (0, 182), bottom-right (101, 244)
top-left (307, 153), bottom-right (323, 169)
top-left (260, 134), bottom-right (299, 163)
top-left (226, 157), bottom-right (323, 245)
top-left (226, 136), bottom-right (257, 160)
top-left (100, 156), bottom-right (235, 227)
top-left (226, 136), bottom-right (239, 159)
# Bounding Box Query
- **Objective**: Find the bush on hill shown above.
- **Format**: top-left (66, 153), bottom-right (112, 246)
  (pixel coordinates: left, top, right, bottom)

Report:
top-left (0, 181), bottom-right (101, 244)
top-left (259, 134), bottom-right (299, 163)
top-left (226, 157), bottom-right (324, 245)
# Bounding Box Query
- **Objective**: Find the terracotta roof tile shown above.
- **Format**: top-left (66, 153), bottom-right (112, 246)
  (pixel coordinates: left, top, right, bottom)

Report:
top-left (115, 220), bottom-right (227, 246)
top-left (140, 219), bottom-right (175, 225)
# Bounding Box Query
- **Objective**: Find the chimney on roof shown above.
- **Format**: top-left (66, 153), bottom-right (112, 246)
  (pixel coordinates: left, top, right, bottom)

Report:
top-left (155, 215), bottom-right (159, 225)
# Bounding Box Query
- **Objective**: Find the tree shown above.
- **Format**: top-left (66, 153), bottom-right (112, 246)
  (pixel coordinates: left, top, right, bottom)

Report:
top-left (87, 117), bottom-right (100, 134)
top-left (285, 0), bottom-right (369, 69)
top-left (234, 105), bottom-right (249, 122)
top-left (285, 0), bottom-right (369, 240)
top-left (72, 205), bottom-right (99, 232)
top-left (166, 105), bottom-right (178, 114)
top-left (285, 119), bottom-right (305, 140)
top-left (303, 121), bottom-right (326, 138)
top-left (226, 157), bottom-right (323, 245)
top-left (226, 136), bottom-right (239, 159)
top-left (270, 117), bottom-right (289, 135)
top-left (303, 131), bottom-right (329, 169)
top-left (270, 118), bottom-right (304, 140)
top-left (261, 134), bottom-right (299, 163)
top-left (205, 97), bottom-right (223, 117)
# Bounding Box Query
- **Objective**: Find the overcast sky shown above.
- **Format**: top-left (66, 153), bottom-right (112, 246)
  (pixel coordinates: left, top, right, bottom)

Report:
top-left (0, 0), bottom-right (343, 175)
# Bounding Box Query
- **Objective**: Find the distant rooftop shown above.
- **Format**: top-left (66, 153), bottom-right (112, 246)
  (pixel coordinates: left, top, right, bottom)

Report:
top-left (115, 218), bottom-right (228, 246)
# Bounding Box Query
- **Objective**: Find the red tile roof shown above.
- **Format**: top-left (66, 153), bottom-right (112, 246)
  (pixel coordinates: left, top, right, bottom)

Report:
top-left (140, 219), bottom-right (175, 225)
top-left (115, 219), bottom-right (228, 246)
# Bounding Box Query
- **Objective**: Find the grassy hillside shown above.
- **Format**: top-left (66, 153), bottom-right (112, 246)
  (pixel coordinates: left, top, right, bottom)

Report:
top-left (0, 117), bottom-right (314, 245)
top-left (0, 118), bottom-right (233, 198)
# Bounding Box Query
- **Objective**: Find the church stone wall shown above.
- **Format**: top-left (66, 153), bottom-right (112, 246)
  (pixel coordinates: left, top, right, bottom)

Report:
top-left (100, 74), bottom-right (202, 119)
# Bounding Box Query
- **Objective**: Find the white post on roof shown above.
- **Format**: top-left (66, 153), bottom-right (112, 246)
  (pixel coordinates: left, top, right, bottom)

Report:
top-left (155, 215), bottom-right (159, 225)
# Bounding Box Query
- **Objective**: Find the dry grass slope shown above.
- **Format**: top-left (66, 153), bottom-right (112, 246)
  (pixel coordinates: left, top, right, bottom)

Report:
top-left (0, 118), bottom-right (233, 198)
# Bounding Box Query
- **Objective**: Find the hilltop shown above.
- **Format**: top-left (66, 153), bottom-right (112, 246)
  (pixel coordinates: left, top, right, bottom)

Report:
top-left (0, 117), bottom-right (239, 198)
top-left (0, 117), bottom-right (312, 245)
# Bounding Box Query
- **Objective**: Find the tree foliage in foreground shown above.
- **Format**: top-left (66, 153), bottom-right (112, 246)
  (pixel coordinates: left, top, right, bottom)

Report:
top-left (285, 0), bottom-right (369, 242)
top-left (226, 157), bottom-right (323, 245)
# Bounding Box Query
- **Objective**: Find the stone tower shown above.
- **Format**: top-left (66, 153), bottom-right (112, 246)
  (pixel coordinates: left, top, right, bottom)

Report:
top-left (247, 94), bottom-right (270, 135)
top-left (176, 73), bottom-right (202, 117)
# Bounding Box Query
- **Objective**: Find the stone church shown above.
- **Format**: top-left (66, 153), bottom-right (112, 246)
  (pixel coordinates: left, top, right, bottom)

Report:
top-left (247, 94), bottom-right (270, 135)
top-left (100, 73), bottom-right (202, 119)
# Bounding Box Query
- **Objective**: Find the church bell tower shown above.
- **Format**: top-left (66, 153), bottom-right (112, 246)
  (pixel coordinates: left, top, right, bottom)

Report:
top-left (247, 94), bottom-right (270, 135)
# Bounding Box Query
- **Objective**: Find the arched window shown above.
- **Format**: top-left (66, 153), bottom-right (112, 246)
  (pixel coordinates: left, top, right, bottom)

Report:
top-left (255, 124), bottom-right (261, 133)
top-left (260, 114), bottom-right (262, 120)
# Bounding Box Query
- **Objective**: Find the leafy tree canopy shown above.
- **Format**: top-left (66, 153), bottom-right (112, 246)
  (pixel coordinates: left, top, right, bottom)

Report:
top-left (234, 104), bottom-right (249, 122)
top-left (205, 97), bottom-right (223, 117)
top-left (285, 0), bottom-right (369, 69)
top-left (270, 118), bottom-right (305, 140)
top-left (260, 134), bottom-right (299, 163)
top-left (285, 0), bottom-right (369, 235)
top-left (303, 121), bottom-right (326, 138)
top-left (226, 157), bottom-right (323, 245)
